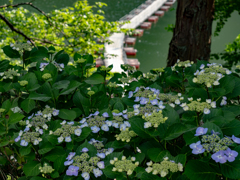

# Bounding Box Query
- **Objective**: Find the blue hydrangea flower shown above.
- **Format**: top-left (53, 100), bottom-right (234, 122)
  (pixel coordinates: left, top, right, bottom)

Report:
top-left (192, 145), bottom-right (205, 154)
top-left (74, 128), bottom-right (82, 136)
top-left (211, 150), bottom-right (227, 163)
top-left (91, 126), bottom-right (100, 133)
top-left (20, 140), bottom-right (28, 146)
top-left (80, 122), bottom-right (88, 128)
top-left (58, 136), bottom-right (64, 143)
top-left (81, 172), bottom-right (90, 180)
top-left (24, 127), bottom-right (30, 132)
top-left (102, 112), bottom-right (109, 118)
top-left (38, 129), bottom-right (43, 135)
top-left (124, 121), bottom-right (131, 127)
top-left (133, 104), bottom-right (140, 109)
top-left (232, 135), bottom-right (240, 144)
top-left (33, 139), bottom-right (39, 145)
top-left (64, 159), bottom-right (73, 166)
top-left (52, 109), bottom-right (59, 116)
top-left (67, 121), bottom-right (74, 125)
top-left (79, 118), bottom-right (86, 123)
top-left (105, 148), bottom-right (114, 155)
top-left (101, 124), bottom-right (109, 132)
top-left (195, 127), bottom-right (208, 136)
top-left (66, 165), bottom-right (79, 176)
top-left (140, 98), bottom-right (148, 105)
top-left (190, 141), bottom-right (201, 149)
top-left (28, 113), bottom-right (34, 119)
top-left (81, 148), bottom-right (89, 152)
top-left (112, 123), bottom-right (119, 128)
top-left (134, 97), bottom-right (140, 102)
top-left (203, 108), bottom-right (210, 114)
top-left (15, 136), bottom-right (21, 142)
top-left (128, 91), bottom-right (133, 98)
top-left (66, 152), bottom-right (76, 161)
top-left (93, 111), bottom-right (99, 116)
top-left (150, 99), bottom-right (158, 105)
top-left (200, 64), bottom-right (205, 69)
top-left (112, 112), bottom-right (123, 116)
top-left (65, 136), bottom-right (72, 142)
top-left (120, 124), bottom-right (127, 130)
top-left (133, 87), bottom-right (139, 93)
top-left (105, 120), bottom-right (112, 127)
top-left (97, 161), bottom-right (105, 169)
top-left (122, 114), bottom-right (128, 119)
top-left (224, 148), bottom-right (238, 162)
top-left (97, 153), bottom-right (105, 159)
top-left (93, 168), bottom-right (103, 178)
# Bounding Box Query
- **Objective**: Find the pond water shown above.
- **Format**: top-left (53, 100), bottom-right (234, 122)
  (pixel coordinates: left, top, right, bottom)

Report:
top-left (1, 0), bottom-right (240, 72)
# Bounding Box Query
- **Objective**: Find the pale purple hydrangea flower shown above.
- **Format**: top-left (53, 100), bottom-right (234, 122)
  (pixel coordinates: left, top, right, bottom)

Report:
top-left (15, 136), bottom-right (21, 142)
top-left (66, 166), bottom-right (79, 176)
top-left (140, 98), bottom-right (148, 105)
top-left (20, 140), bottom-right (28, 146)
top-left (79, 118), bottom-right (86, 123)
top-left (74, 128), bottom-right (82, 136)
top-left (97, 153), bottom-right (105, 158)
top-left (112, 123), bottom-right (119, 128)
top-left (124, 121), bottom-right (131, 127)
top-left (122, 114), bottom-right (128, 119)
top-left (93, 168), bottom-right (103, 178)
top-left (38, 129), bottom-right (43, 134)
top-left (224, 148), bottom-right (238, 162)
top-left (64, 159), bottom-right (73, 166)
top-left (150, 99), bottom-right (158, 105)
top-left (66, 152), bottom-right (76, 161)
top-left (80, 122), bottom-right (88, 128)
top-left (97, 161), bottom-right (105, 169)
top-left (105, 120), bottom-right (112, 127)
top-left (81, 172), bottom-right (90, 180)
top-left (52, 109), bottom-right (59, 116)
top-left (195, 127), bottom-right (208, 136)
top-left (93, 111), bottom-right (99, 116)
top-left (190, 141), bottom-right (201, 149)
top-left (211, 151), bottom-right (227, 163)
top-left (134, 97), bottom-right (140, 102)
top-left (65, 136), bottom-right (72, 142)
top-left (101, 124), bottom-right (109, 132)
top-left (102, 112), bottom-right (109, 118)
top-left (120, 124), bottom-right (126, 130)
top-left (128, 91), bottom-right (133, 98)
top-left (91, 126), bottom-right (100, 133)
top-left (81, 148), bottom-right (89, 152)
top-left (133, 87), bottom-right (139, 93)
top-left (67, 121), bottom-right (74, 125)
top-left (192, 145), bottom-right (205, 155)
top-left (232, 135), bottom-right (240, 144)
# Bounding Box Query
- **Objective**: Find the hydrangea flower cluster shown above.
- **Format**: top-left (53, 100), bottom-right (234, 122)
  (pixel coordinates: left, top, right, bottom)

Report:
top-left (65, 146), bottom-right (111, 179)
top-left (0, 68), bottom-right (20, 79)
top-left (79, 111), bottom-right (130, 132)
top-left (39, 163), bottom-right (55, 174)
top-left (140, 72), bottom-right (158, 81)
top-left (145, 157), bottom-right (183, 177)
top-left (53, 121), bottom-right (81, 143)
top-left (15, 105), bottom-right (59, 146)
top-left (143, 110), bottom-right (168, 128)
top-left (18, 80), bottom-right (28, 86)
top-left (193, 63), bottom-right (231, 87)
top-left (42, 73), bottom-right (52, 80)
top-left (88, 138), bottom-right (114, 156)
top-left (40, 61), bottom-right (64, 71)
top-left (110, 156), bottom-right (139, 175)
top-left (107, 82), bottom-right (118, 88)
top-left (190, 127), bottom-right (239, 163)
top-left (181, 98), bottom-right (216, 114)
top-left (118, 76), bottom-right (133, 84)
top-left (115, 128), bottom-right (137, 142)
top-left (171, 60), bottom-right (193, 71)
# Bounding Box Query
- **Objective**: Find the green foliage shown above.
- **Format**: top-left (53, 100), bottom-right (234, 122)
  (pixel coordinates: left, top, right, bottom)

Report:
top-left (1, 45), bottom-right (240, 180)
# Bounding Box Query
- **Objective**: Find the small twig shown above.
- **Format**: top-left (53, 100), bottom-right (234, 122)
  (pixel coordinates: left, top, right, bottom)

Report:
top-left (0, 13), bottom-right (36, 47)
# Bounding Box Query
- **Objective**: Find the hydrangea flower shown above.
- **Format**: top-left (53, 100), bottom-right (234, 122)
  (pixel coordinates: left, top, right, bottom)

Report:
top-left (97, 153), bottom-right (105, 159)
top-left (102, 112), bottom-right (109, 118)
top-left (97, 161), bottom-right (105, 169)
top-left (195, 127), bottom-right (208, 136)
top-left (101, 124), bottom-right (109, 131)
top-left (232, 135), bottom-right (240, 144)
top-left (93, 168), bottom-right (103, 178)
top-left (81, 148), bottom-right (89, 152)
top-left (74, 128), bottom-right (82, 136)
top-left (203, 108), bottom-right (210, 114)
top-left (81, 172), bottom-right (90, 180)
top-left (65, 136), bottom-right (72, 142)
top-left (64, 160), bottom-right (73, 166)
top-left (15, 136), bottom-right (21, 142)
top-left (20, 140), bottom-right (28, 146)
top-left (91, 126), bottom-right (100, 133)
top-left (224, 148), bottom-right (238, 162)
top-left (211, 151), bottom-right (227, 163)
top-left (66, 166), bottom-right (79, 176)
top-left (128, 91), bottom-right (133, 98)
top-left (58, 136), bottom-right (64, 143)
top-left (66, 152), bottom-right (76, 161)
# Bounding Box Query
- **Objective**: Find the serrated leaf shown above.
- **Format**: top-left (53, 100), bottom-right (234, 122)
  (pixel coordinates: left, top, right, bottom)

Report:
top-left (58, 109), bottom-right (77, 121)
top-left (147, 149), bottom-right (171, 162)
top-left (2, 45), bottom-right (20, 58)
top-left (21, 99), bottom-right (35, 113)
top-left (85, 74), bottom-right (104, 84)
top-left (8, 113), bottom-right (25, 124)
top-left (23, 161), bottom-right (41, 177)
top-left (20, 146), bottom-right (32, 156)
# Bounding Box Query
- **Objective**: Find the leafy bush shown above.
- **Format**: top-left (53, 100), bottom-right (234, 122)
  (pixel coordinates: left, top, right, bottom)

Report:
top-left (1, 44), bottom-right (240, 180)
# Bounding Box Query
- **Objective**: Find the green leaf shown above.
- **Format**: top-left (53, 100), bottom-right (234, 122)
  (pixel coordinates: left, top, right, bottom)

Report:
top-left (8, 113), bottom-right (25, 125)
top-left (2, 99), bottom-right (11, 112)
top-left (219, 76), bottom-right (235, 94)
top-left (23, 161), bottom-right (41, 177)
top-left (221, 119), bottom-right (240, 136)
top-left (164, 123), bottom-right (194, 140)
top-left (21, 99), bottom-right (35, 113)
top-left (55, 53), bottom-right (69, 66)
top-left (60, 80), bottom-right (82, 95)
top-left (220, 161), bottom-right (240, 179)
top-left (23, 72), bottom-right (40, 91)
top-left (45, 147), bottom-right (66, 162)
top-left (103, 165), bottom-right (123, 179)
top-left (183, 130), bottom-right (200, 145)
top-left (85, 74), bottom-right (104, 84)
top-left (228, 77), bottom-right (240, 98)
top-left (2, 45), bottom-right (20, 58)
top-left (54, 154), bottom-right (66, 173)
top-left (202, 121), bottom-right (223, 138)
top-left (113, 102), bottom-right (124, 112)
top-left (29, 92), bottom-right (51, 102)
top-left (135, 153), bottom-right (145, 164)
top-left (38, 142), bottom-right (54, 155)
top-left (104, 151), bottom-right (123, 167)
top-left (162, 105), bottom-right (180, 126)
top-left (53, 80), bottom-right (70, 89)
top-left (0, 156), bottom-right (7, 165)
top-left (27, 46), bottom-right (48, 63)
top-left (184, 160), bottom-right (217, 180)
top-left (147, 149), bottom-right (170, 162)
top-left (58, 109), bottom-right (77, 121)
top-left (129, 116), bottom-right (151, 138)
top-left (20, 146), bottom-right (32, 156)
top-left (0, 60), bottom-right (9, 72)
top-left (172, 154), bottom-right (187, 165)
top-left (30, 177), bottom-right (47, 180)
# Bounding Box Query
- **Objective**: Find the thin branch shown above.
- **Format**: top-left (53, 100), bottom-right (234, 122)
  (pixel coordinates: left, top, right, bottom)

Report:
top-left (0, 13), bottom-right (36, 47)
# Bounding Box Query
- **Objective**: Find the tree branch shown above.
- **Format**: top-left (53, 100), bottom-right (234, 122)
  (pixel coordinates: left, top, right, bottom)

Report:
top-left (0, 13), bottom-right (36, 47)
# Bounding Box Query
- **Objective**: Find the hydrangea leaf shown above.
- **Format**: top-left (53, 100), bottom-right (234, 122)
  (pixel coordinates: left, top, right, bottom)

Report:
top-left (23, 161), bottom-right (41, 177)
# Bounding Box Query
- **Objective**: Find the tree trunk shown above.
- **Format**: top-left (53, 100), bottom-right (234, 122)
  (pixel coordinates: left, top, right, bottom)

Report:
top-left (167, 0), bottom-right (215, 67)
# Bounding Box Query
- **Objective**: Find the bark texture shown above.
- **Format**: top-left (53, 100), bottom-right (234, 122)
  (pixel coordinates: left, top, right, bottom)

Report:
top-left (167, 0), bottom-right (215, 66)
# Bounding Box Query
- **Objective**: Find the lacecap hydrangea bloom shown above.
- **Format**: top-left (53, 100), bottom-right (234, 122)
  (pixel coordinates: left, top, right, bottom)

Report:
top-left (145, 157), bottom-right (183, 177)
top-left (190, 128), bottom-right (239, 163)
top-left (110, 156), bottom-right (139, 175)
